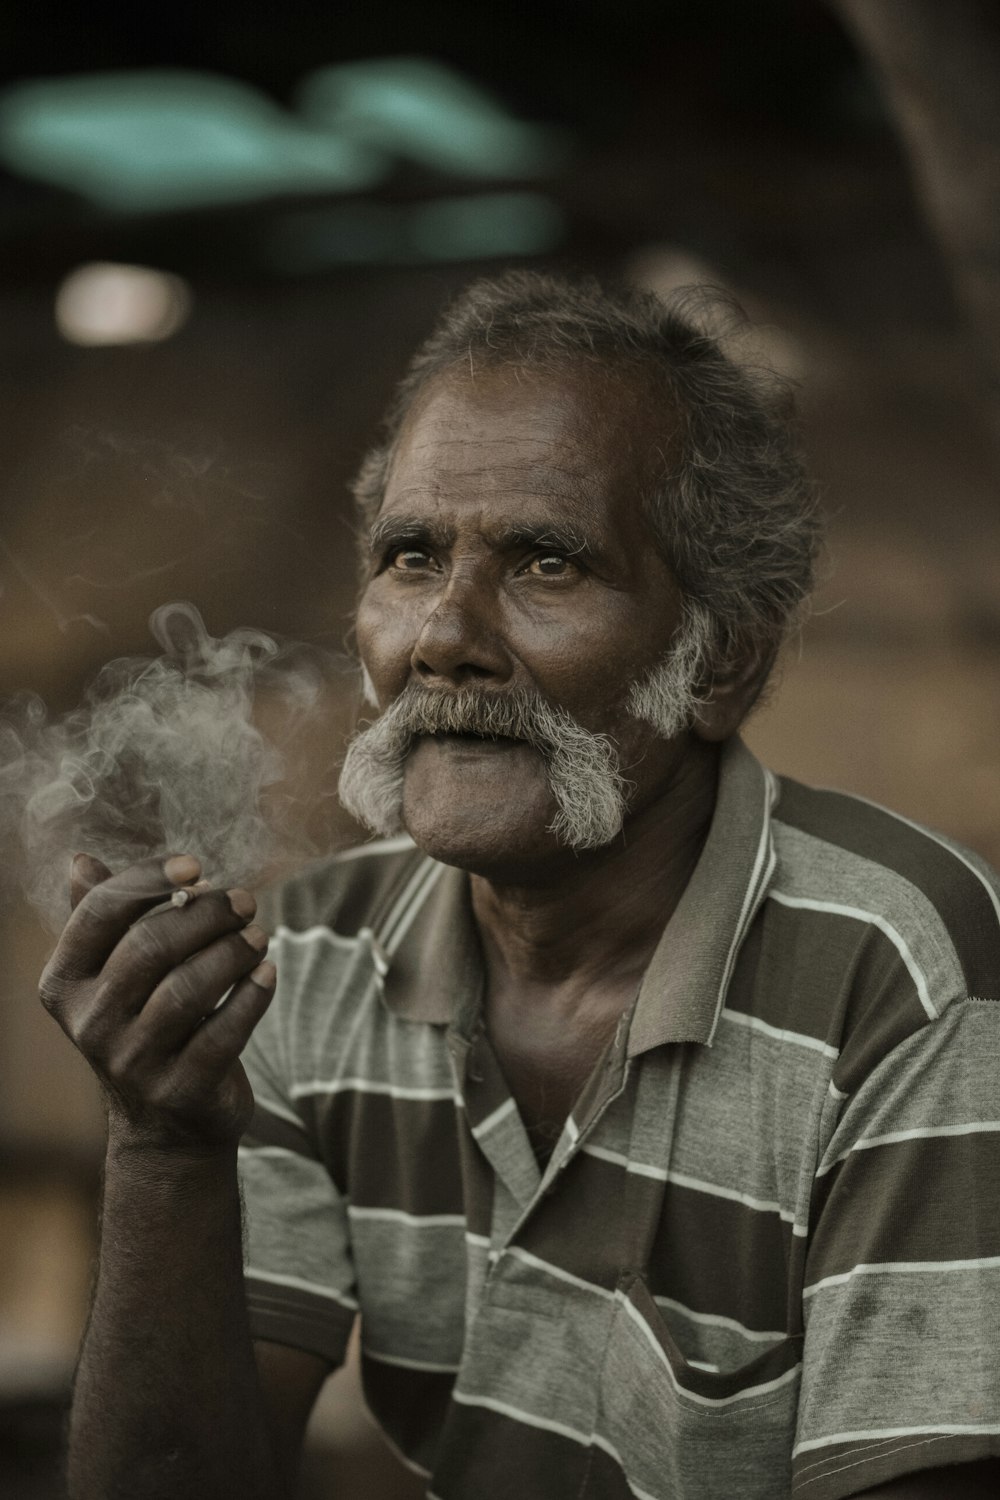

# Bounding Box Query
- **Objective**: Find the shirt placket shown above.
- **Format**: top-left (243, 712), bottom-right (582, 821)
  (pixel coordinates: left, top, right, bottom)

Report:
top-left (447, 1020), bottom-right (541, 1251)
top-left (496, 1013), bottom-right (637, 1263)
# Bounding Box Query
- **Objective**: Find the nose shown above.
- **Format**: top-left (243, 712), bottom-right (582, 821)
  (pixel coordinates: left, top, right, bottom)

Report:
top-left (411, 574), bottom-right (512, 687)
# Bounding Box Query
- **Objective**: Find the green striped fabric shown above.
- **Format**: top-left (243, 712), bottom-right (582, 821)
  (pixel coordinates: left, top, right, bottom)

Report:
top-left (238, 738), bottom-right (1000, 1498)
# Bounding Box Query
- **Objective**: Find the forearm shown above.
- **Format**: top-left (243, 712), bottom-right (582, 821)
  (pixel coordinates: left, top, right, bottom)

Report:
top-left (69, 1139), bottom-right (283, 1500)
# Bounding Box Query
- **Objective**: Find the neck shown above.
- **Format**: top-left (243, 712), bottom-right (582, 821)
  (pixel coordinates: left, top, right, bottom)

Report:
top-left (470, 737), bottom-right (720, 999)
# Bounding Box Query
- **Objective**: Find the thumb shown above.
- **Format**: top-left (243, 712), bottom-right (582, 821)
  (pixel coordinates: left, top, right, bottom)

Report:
top-left (70, 851), bottom-right (113, 910)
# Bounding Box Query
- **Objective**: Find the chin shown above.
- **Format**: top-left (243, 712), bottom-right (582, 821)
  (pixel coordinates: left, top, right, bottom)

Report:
top-left (401, 798), bottom-right (563, 880)
top-left (403, 810), bottom-right (537, 870)
top-left (400, 743), bottom-right (558, 873)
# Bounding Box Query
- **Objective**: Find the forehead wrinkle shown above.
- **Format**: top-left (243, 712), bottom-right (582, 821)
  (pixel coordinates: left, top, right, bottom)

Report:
top-left (393, 458), bottom-right (603, 507)
top-left (407, 433), bottom-right (578, 448)
top-left (401, 451), bottom-right (594, 478)
top-left (384, 480), bottom-right (606, 533)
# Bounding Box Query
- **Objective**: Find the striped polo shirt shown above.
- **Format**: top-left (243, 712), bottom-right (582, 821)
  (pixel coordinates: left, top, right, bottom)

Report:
top-left (238, 737), bottom-right (1000, 1499)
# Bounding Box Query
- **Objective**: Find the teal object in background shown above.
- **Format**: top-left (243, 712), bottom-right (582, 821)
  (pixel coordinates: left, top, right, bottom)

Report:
top-left (267, 192), bottom-right (565, 273)
top-left (408, 193), bottom-right (564, 260)
top-left (296, 57), bottom-right (569, 179)
top-left (0, 70), bottom-right (388, 213)
top-left (0, 58), bottom-right (570, 219)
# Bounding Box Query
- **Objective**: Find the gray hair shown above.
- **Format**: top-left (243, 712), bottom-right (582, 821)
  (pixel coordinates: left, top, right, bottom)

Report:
top-left (352, 270), bottom-right (821, 695)
top-left (339, 683), bottom-right (630, 849)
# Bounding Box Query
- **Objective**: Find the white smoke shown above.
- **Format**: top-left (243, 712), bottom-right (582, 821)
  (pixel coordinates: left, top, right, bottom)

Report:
top-left (0, 602), bottom-right (346, 932)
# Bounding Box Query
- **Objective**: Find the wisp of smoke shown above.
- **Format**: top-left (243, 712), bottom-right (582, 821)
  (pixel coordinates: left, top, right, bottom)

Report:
top-left (0, 602), bottom-right (342, 932)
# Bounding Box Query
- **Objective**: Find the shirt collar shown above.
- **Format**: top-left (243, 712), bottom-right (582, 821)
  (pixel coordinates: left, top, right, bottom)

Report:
top-left (380, 737), bottom-right (777, 1046)
top-left (380, 860), bottom-right (483, 1026)
top-left (627, 736), bottom-right (777, 1053)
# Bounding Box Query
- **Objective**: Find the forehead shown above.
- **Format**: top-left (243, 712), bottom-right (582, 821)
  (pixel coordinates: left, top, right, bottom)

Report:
top-left (380, 363), bottom-right (668, 538)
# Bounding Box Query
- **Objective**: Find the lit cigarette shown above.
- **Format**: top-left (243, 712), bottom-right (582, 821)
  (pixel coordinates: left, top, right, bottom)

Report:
top-left (137, 879), bottom-right (212, 925)
top-left (170, 879), bottom-right (212, 908)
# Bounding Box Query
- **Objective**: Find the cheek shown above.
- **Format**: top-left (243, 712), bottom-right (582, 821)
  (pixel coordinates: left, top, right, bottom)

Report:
top-left (508, 599), bottom-right (641, 695)
top-left (356, 593), bottom-right (414, 689)
top-left (529, 627), bottom-right (640, 720)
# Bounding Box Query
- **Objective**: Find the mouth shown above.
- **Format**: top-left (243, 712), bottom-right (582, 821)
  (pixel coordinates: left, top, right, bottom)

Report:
top-left (420, 730), bottom-right (527, 750)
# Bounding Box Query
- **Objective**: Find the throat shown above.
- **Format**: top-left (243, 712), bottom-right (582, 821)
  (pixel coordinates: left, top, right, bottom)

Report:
top-left (485, 975), bottom-right (632, 1166)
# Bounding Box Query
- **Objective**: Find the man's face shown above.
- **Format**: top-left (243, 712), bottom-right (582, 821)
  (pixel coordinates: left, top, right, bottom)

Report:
top-left (352, 363), bottom-right (694, 876)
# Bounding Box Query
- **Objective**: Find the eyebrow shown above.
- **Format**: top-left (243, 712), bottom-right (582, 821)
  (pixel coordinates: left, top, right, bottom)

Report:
top-left (494, 522), bottom-right (595, 557)
top-left (367, 515), bottom-right (454, 553)
top-left (367, 515), bottom-right (598, 557)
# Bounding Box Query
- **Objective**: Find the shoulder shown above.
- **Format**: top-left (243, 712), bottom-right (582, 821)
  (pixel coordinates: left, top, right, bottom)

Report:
top-left (770, 775), bottom-right (1000, 1003)
top-left (244, 836), bottom-right (434, 1067)
top-left (256, 835), bottom-right (429, 942)
top-left (758, 775), bottom-right (1000, 1086)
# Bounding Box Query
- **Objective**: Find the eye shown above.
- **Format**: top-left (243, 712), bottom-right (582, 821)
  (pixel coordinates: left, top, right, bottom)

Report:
top-left (387, 548), bottom-right (434, 572)
top-left (526, 553), bottom-right (576, 578)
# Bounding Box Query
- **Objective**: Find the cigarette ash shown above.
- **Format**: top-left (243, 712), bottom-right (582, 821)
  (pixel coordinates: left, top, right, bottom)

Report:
top-left (0, 602), bottom-right (345, 932)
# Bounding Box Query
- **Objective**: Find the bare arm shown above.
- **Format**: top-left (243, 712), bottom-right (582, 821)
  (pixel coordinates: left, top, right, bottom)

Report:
top-left (40, 852), bottom-right (329, 1500)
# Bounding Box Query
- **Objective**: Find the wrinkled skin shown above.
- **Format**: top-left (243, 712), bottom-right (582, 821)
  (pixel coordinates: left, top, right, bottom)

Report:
top-left (355, 362), bottom-right (759, 1148)
top-left (356, 362), bottom-right (750, 882)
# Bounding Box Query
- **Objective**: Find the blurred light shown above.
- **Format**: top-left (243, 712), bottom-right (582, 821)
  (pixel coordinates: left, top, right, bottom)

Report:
top-left (55, 263), bottom-right (192, 346)
top-left (297, 57), bottom-right (570, 179)
top-left (0, 72), bottom-right (386, 213)
top-left (408, 193), bottom-right (564, 260)
top-left (0, 61), bottom-right (571, 218)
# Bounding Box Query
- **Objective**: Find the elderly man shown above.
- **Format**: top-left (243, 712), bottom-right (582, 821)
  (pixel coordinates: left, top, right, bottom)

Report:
top-left (44, 273), bottom-right (1000, 1499)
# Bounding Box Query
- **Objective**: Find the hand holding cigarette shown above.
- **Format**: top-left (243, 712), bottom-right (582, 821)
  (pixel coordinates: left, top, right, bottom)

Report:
top-left (38, 852), bottom-right (276, 1155)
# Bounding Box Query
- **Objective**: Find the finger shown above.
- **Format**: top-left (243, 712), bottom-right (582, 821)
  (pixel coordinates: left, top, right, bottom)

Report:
top-left (99, 888), bottom-right (260, 1017)
top-left (45, 853), bottom-right (203, 984)
top-left (125, 925), bottom-right (270, 1056)
top-left (175, 961), bottom-right (276, 1082)
top-left (70, 852), bottom-right (112, 911)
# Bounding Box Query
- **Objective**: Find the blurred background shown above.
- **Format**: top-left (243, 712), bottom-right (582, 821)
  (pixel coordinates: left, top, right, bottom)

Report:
top-left (2, 1), bottom-right (999, 1494)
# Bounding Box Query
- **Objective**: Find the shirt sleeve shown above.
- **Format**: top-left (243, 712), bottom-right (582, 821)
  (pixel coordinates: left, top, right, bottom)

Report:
top-left (238, 928), bottom-right (358, 1367)
top-left (791, 996), bottom-right (1000, 1497)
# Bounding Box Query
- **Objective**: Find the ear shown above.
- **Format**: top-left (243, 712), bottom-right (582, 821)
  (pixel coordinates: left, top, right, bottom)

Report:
top-left (690, 651), bottom-right (774, 743)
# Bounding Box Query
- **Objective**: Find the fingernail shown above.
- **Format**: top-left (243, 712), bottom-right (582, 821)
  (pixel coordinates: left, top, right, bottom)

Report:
top-left (227, 888), bottom-right (256, 921)
top-left (240, 924), bottom-right (268, 951)
top-left (250, 960), bottom-right (277, 988)
top-left (165, 854), bottom-right (201, 885)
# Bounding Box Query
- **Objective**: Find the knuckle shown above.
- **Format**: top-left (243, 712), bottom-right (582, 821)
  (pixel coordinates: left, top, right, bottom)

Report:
top-left (78, 977), bottom-right (119, 1037)
top-left (193, 1023), bottom-right (231, 1068)
top-left (102, 1050), bottom-right (131, 1091)
top-left (73, 1004), bottom-right (113, 1061)
top-left (106, 1028), bottom-right (146, 1082)
top-left (147, 1069), bottom-right (193, 1115)
top-left (37, 974), bottom-right (62, 1015)
top-left (39, 953), bottom-right (78, 1009)
top-left (158, 962), bottom-right (206, 1016)
top-left (128, 919), bottom-right (174, 968)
